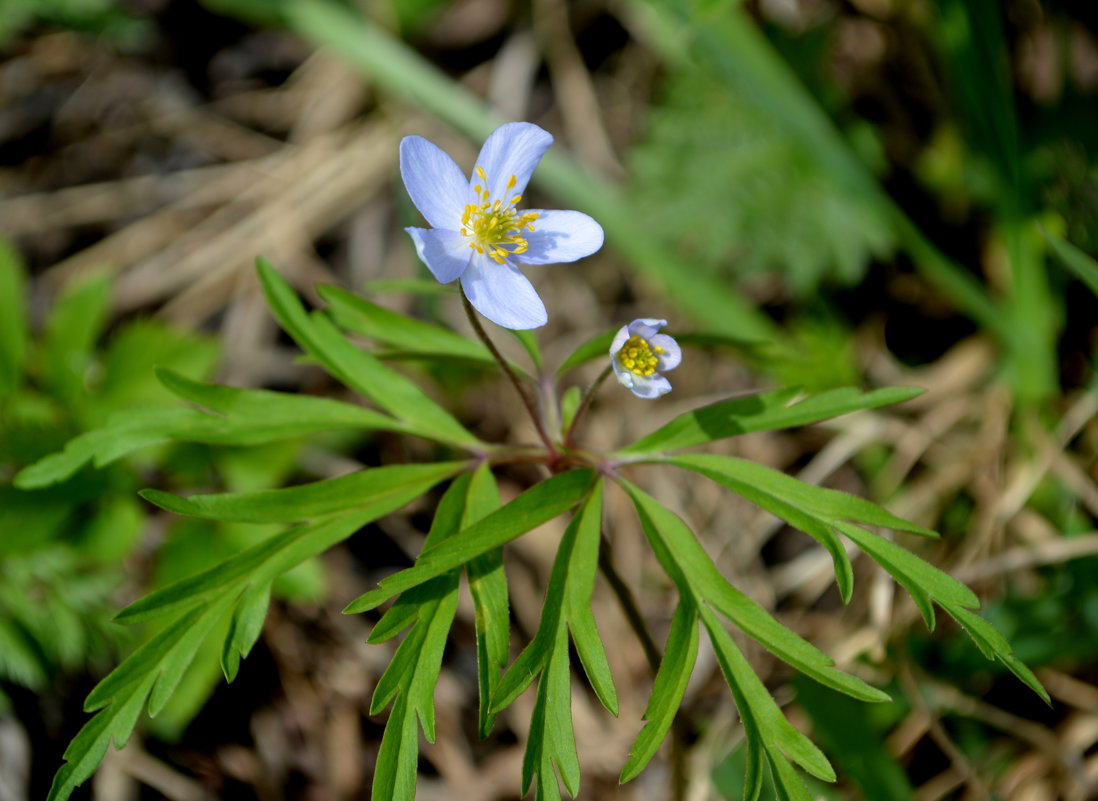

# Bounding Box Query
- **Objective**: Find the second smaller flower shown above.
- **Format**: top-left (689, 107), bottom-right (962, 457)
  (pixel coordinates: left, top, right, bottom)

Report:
top-left (610, 319), bottom-right (681, 399)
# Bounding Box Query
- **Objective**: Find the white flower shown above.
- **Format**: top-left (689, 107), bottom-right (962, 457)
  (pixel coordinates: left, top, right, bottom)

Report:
top-left (400, 122), bottom-right (604, 329)
top-left (610, 319), bottom-right (681, 399)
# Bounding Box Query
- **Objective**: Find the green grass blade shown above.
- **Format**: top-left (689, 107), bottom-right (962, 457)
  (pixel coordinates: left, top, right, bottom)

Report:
top-left (1044, 228), bottom-right (1098, 298)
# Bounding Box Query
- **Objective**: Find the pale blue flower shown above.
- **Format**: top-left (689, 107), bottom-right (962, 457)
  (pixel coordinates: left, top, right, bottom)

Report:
top-left (610, 319), bottom-right (681, 399)
top-left (400, 122), bottom-right (604, 330)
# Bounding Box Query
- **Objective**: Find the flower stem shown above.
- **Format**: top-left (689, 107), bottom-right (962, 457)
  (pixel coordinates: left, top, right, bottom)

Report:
top-left (462, 293), bottom-right (559, 461)
top-left (564, 364), bottom-right (612, 447)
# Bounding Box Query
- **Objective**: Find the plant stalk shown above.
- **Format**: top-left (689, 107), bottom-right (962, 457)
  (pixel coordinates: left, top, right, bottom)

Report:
top-left (564, 364), bottom-right (612, 448)
top-left (462, 293), bottom-right (559, 460)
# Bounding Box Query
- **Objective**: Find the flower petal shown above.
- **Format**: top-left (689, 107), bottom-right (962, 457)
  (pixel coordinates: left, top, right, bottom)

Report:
top-left (613, 365), bottom-right (672, 399)
top-left (472, 122), bottom-right (553, 203)
top-left (650, 333), bottom-right (681, 371)
top-left (460, 253), bottom-right (547, 330)
top-left (405, 227), bottom-right (472, 284)
top-left (512, 210), bottom-right (604, 265)
top-left (628, 319), bottom-right (667, 341)
top-left (400, 135), bottom-right (470, 230)
top-left (609, 324), bottom-right (631, 356)
top-left (630, 373), bottom-right (673, 398)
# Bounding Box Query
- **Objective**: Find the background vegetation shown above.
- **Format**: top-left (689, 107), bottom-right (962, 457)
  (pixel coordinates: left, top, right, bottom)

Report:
top-left (2, 0), bottom-right (1098, 799)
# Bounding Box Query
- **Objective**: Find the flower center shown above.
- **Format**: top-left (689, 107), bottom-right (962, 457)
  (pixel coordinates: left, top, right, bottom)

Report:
top-left (618, 335), bottom-right (664, 377)
top-left (461, 167), bottom-right (540, 264)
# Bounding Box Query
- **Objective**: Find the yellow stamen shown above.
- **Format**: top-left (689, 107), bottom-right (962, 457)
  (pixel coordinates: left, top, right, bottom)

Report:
top-left (617, 336), bottom-right (660, 377)
top-left (461, 169), bottom-right (539, 261)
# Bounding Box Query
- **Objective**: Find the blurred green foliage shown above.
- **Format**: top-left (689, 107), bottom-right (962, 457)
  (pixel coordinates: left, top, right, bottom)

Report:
top-left (630, 64), bottom-right (894, 296)
top-left (0, 242), bottom-right (325, 732)
top-left (0, 0), bottom-right (148, 45)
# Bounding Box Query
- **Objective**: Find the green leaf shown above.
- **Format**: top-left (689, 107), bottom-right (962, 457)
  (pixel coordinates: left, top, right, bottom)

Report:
top-left (833, 521), bottom-right (978, 630)
top-left (946, 607), bottom-right (1049, 705)
top-left (522, 626), bottom-right (579, 800)
top-left (508, 328), bottom-right (542, 371)
top-left (621, 386), bottom-right (923, 454)
top-left (344, 469), bottom-right (595, 613)
top-left (372, 693), bottom-right (420, 801)
top-left (666, 453), bottom-right (937, 604)
top-left (623, 481), bottom-right (889, 703)
top-left (92, 320), bottom-right (218, 418)
top-left (369, 466), bottom-right (504, 801)
top-left (140, 461), bottom-right (466, 524)
top-left (220, 582), bottom-right (271, 683)
top-left (620, 599), bottom-right (699, 783)
top-left (48, 593), bottom-right (236, 801)
top-left (157, 368), bottom-right (406, 434)
top-left (701, 607), bottom-right (835, 793)
top-left (256, 257), bottom-right (478, 447)
top-left (15, 379), bottom-right (411, 489)
top-left (118, 486), bottom-right (448, 627)
top-left (671, 454), bottom-right (934, 537)
top-left (362, 278), bottom-right (453, 295)
top-left (463, 465), bottom-right (509, 736)
top-left (498, 486), bottom-right (608, 799)
top-left (48, 455), bottom-right (452, 801)
top-left (492, 482), bottom-right (610, 710)
top-left (557, 328), bottom-right (617, 376)
top-left (317, 284), bottom-right (495, 366)
top-left (0, 237), bottom-right (28, 396)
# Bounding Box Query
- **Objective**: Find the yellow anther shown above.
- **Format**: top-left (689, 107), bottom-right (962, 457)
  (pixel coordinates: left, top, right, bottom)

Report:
top-left (617, 336), bottom-right (660, 377)
top-left (461, 170), bottom-right (539, 261)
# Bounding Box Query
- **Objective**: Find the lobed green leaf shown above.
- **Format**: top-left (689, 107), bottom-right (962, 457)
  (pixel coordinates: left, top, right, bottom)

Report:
top-left (220, 583), bottom-right (271, 683)
top-left (369, 468), bottom-right (503, 801)
top-left (345, 469), bottom-right (595, 613)
top-left (256, 257), bottom-right (478, 447)
top-left (317, 284), bottom-right (496, 366)
top-left (833, 521), bottom-right (978, 630)
top-left (462, 466), bottom-right (509, 736)
top-left (672, 454), bottom-right (934, 537)
top-left (621, 386), bottom-right (923, 454)
top-left (118, 477), bottom-right (450, 626)
top-left (701, 607), bottom-right (835, 798)
top-left (48, 594), bottom-right (236, 801)
top-left (620, 599), bottom-right (699, 783)
top-left (140, 461), bottom-right (466, 524)
top-left (623, 481), bottom-right (888, 703)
